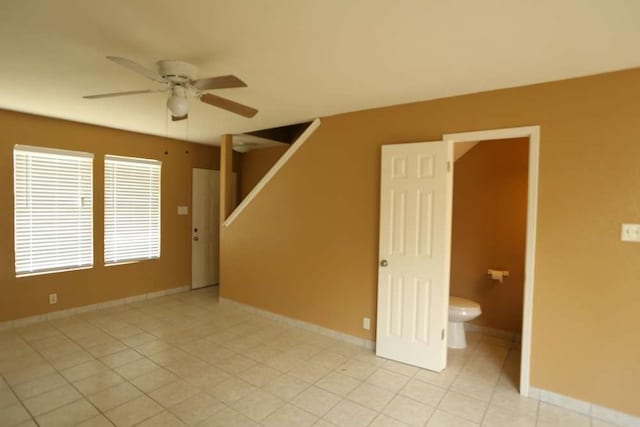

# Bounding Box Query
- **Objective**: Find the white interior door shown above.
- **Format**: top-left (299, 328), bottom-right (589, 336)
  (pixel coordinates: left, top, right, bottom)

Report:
top-left (376, 141), bottom-right (452, 372)
top-left (192, 169), bottom-right (219, 289)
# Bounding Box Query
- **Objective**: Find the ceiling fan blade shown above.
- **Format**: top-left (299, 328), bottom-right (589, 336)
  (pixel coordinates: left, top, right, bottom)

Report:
top-left (83, 88), bottom-right (168, 99)
top-left (200, 93), bottom-right (258, 118)
top-left (192, 75), bottom-right (247, 91)
top-left (106, 56), bottom-right (166, 83)
top-left (172, 114), bottom-right (188, 121)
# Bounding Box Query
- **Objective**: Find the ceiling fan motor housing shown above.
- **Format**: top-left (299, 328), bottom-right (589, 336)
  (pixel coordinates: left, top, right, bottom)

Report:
top-left (156, 60), bottom-right (197, 84)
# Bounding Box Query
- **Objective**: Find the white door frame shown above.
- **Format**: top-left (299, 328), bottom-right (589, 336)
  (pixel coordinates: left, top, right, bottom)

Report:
top-left (443, 126), bottom-right (540, 397)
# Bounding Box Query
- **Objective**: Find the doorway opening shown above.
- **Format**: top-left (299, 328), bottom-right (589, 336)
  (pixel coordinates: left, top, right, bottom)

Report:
top-left (374, 126), bottom-right (538, 397)
top-left (444, 126), bottom-right (539, 397)
top-left (445, 137), bottom-right (528, 399)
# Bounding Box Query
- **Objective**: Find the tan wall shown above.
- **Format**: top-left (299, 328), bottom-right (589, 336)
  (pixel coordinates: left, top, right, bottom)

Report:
top-left (220, 68), bottom-right (640, 416)
top-left (450, 138), bottom-right (528, 333)
top-left (239, 146), bottom-right (289, 200)
top-left (0, 109), bottom-right (218, 321)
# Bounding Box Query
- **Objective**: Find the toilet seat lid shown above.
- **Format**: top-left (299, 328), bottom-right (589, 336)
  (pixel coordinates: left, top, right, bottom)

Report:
top-left (449, 296), bottom-right (481, 311)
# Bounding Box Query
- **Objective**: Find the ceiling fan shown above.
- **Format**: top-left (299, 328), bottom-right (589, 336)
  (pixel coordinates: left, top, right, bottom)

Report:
top-left (83, 56), bottom-right (258, 121)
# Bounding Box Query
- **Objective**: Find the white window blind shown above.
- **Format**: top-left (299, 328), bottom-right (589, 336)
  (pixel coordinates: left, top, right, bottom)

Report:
top-left (104, 155), bottom-right (161, 264)
top-left (14, 145), bottom-right (94, 276)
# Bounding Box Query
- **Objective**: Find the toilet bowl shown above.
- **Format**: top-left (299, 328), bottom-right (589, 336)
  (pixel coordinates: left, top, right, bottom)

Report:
top-left (448, 296), bottom-right (482, 349)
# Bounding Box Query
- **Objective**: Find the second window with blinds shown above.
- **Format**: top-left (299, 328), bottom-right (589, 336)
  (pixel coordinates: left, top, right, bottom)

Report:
top-left (104, 155), bottom-right (161, 264)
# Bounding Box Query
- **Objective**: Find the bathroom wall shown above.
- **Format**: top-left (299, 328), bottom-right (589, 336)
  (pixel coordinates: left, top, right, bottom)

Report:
top-left (239, 145), bottom-right (289, 201)
top-left (450, 138), bottom-right (529, 334)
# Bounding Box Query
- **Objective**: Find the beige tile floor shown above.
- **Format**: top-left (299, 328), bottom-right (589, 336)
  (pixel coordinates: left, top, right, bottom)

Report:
top-left (0, 287), bottom-right (616, 427)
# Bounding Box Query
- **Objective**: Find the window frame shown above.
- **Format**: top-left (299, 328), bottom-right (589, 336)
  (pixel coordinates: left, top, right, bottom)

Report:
top-left (104, 154), bottom-right (161, 265)
top-left (13, 144), bottom-right (94, 277)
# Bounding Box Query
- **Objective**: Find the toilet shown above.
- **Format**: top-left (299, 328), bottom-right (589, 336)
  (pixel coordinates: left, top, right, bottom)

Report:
top-left (448, 296), bottom-right (482, 349)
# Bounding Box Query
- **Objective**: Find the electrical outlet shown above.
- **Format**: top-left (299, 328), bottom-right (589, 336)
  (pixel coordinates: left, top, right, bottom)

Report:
top-left (49, 293), bottom-right (57, 304)
top-left (621, 224), bottom-right (640, 242)
top-left (363, 317), bottom-right (371, 330)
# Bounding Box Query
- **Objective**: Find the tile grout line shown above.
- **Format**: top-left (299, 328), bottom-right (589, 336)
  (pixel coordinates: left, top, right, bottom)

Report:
top-left (6, 292), bottom-right (239, 425)
top-left (16, 300), bottom-right (192, 424)
top-left (1, 372), bottom-right (38, 426)
top-left (2, 289), bottom-right (554, 427)
top-left (7, 329), bottom-right (99, 425)
top-left (479, 341), bottom-right (514, 426)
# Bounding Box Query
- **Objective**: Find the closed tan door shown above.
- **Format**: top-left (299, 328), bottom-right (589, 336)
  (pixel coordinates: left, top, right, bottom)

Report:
top-left (192, 168), bottom-right (219, 289)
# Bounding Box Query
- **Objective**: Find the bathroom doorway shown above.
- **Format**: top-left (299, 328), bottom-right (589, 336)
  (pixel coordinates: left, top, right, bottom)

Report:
top-left (443, 126), bottom-right (540, 396)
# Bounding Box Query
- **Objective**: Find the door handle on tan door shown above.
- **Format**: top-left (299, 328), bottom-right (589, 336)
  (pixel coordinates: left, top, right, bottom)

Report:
top-left (193, 236), bottom-right (199, 241)
top-left (380, 259), bottom-right (388, 267)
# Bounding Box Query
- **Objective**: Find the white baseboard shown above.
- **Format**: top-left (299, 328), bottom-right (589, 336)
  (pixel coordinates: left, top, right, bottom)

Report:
top-left (464, 323), bottom-right (521, 343)
top-left (219, 297), bottom-right (375, 350)
top-left (0, 285), bottom-right (190, 331)
top-left (529, 386), bottom-right (640, 427)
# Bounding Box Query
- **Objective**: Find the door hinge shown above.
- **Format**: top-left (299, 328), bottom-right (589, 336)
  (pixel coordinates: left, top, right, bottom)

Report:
top-left (447, 161), bottom-right (451, 172)
top-left (441, 329), bottom-right (445, 340)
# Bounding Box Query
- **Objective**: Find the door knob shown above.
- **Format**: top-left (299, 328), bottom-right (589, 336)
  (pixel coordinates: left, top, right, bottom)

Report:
top-left (380, 259), bottom-right (388, 267)
top-left (193, 236), bottom-right (199, 241)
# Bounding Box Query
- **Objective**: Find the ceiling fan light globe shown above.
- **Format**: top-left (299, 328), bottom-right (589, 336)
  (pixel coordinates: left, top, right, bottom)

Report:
top-left (167, 95), bottom-right (188, 116)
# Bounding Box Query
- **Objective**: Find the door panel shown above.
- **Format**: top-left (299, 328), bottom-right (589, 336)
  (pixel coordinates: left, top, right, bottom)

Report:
top-left (376, 141), bottom-right (451, 372)
top-left (192, 169), bottom-right (219, 289)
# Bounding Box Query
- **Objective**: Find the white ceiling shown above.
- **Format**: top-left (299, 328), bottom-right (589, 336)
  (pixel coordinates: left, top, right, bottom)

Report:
top-left (1, 1), bottom-right (639, 145)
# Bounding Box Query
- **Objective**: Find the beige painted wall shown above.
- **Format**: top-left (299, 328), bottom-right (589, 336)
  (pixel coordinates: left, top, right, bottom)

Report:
top-left (0, 109), bottom-right (218, 321)
top-left (450, 138), bottom-right (528, 334)
top-left (239, 146), bottom-right (289, 200)
top-left (220, 68), bottom-right (640, 416)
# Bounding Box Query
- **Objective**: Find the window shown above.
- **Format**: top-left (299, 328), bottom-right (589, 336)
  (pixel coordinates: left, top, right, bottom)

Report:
top-left (104, 155), bottom-right (161, 264)
top-left (13, 145), bottom-right (94, 276)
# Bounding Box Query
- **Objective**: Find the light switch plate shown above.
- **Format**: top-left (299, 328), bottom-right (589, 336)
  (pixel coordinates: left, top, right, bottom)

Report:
top-left (621, 223), bottom-right (640, 242)
top-left (363, 317), bottom-right (371, 330)
top-left (177, 206), bottom-right (188, 215)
